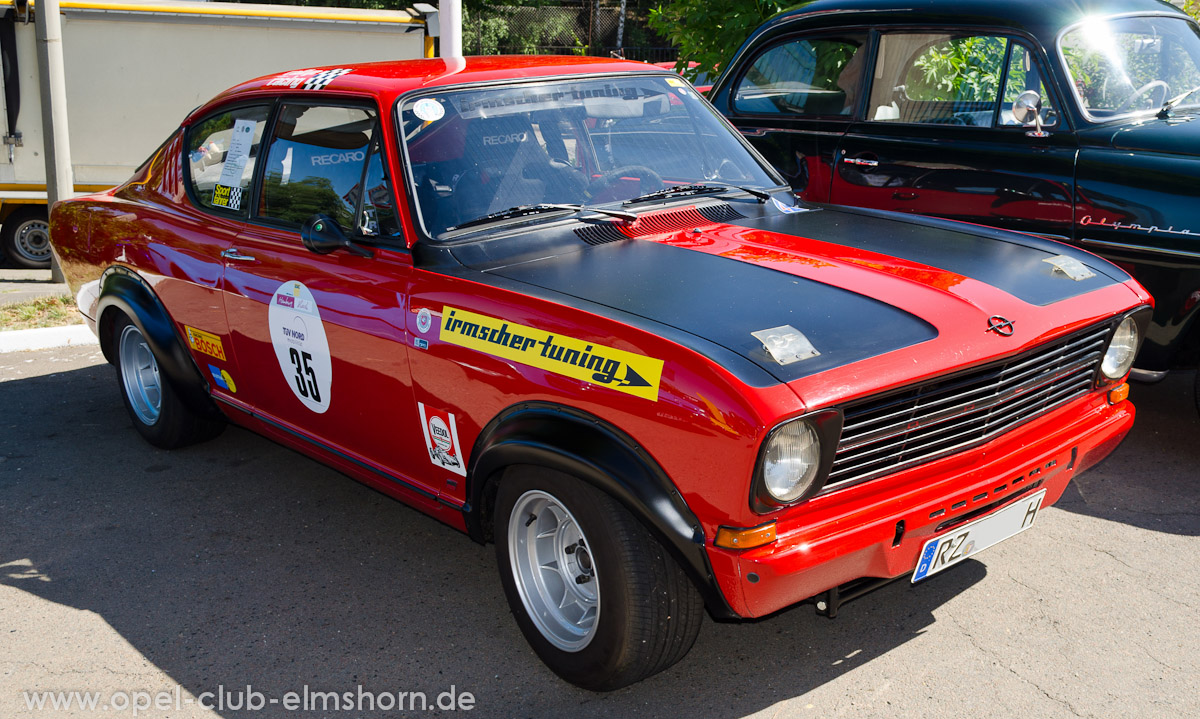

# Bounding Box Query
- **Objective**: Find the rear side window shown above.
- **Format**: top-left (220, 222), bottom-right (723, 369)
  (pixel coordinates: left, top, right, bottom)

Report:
top-left (734, 35), bottom-right (868, 116)
top-left (869, 33), bottom-right (1007, 125)
top-left (186, 105), bottom-right (272, 213)
top-left (257, 103), bottom-right (380, 231)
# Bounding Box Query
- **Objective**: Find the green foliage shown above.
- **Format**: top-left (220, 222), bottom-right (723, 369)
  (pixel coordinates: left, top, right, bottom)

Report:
top-left (908, 37), bottom-right (1005, 103)
top-left (648, 0), bottom-right (789, 81)
top-left (1185, 1), bottom-right (1199, 23)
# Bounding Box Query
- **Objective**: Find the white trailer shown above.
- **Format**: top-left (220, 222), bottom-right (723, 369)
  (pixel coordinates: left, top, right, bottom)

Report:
top-left (0, 0), bottom-right (429, 267)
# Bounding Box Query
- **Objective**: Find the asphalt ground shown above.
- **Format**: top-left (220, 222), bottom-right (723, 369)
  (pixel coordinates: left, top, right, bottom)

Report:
top-left (1, 345), bottom-right (1197, 718)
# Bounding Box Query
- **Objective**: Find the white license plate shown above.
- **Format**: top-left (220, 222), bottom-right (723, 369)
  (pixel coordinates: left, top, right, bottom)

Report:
top-left (912, 489), bottom-right (1046, 583)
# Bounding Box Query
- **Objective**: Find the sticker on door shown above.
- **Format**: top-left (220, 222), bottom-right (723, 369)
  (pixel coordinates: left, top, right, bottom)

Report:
top-left (268, 280), bottom-right (332, 413)
top-left (418, 403), bottom-right (467, 476)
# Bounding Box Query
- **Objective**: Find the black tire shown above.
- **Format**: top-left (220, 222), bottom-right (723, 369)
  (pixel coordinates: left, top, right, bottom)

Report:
top-left (2, 206), bottom-right (52, 269)
top-left (495, 467), bottom-right (703, 691)
top-left (1194, 370), bottom-right (1200, 417)
top-left (112, 312), bottom-right (224, 449)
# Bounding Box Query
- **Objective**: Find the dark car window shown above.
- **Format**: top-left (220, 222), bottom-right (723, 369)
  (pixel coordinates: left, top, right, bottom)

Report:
top-left (186, 105), bottom-right (272, 213)
top-left (257, 104), bottom-right (378, 231)
top-left (733, 35), bottom-right (868, 116)
top-left (868, 33), bottom-right (1008, 126)
top-left (1000, 44), bottom-right (1058, 127)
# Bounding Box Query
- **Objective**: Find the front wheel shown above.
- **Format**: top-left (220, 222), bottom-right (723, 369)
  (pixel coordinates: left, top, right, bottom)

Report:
top-left (113, 313), bottom-right (223, 449)
top-left (495, 467), bottom-right (703, 691)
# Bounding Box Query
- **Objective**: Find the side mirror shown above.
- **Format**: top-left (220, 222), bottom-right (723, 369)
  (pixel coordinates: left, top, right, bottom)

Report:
top-left (301, 214), bottom-right (374, 258)
top-left (1012, 90), bottom-right (1049, 138)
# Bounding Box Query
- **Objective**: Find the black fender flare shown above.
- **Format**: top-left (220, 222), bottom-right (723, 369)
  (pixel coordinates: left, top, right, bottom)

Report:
top-left (96, 266), bottom-right (223, 421)
top-left (466, 402), bottom-right (737, 619)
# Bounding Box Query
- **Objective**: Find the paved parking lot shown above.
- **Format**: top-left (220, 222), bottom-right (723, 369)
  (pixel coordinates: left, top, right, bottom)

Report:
top-left (1, 345), bottom-right (1198, 718)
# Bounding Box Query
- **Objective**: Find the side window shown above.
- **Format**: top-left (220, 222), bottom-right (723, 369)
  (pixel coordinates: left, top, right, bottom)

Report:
top-left (186, 105), bottom-right (271, 213)
top-left (734, 35), bottom-right (868, 116)
top-left (868, 33), bottom-right (1007, 125)
top-left (257, 103), bottom-right (377, 231)
top-left (1000, 44), bottom-right (1059, 127)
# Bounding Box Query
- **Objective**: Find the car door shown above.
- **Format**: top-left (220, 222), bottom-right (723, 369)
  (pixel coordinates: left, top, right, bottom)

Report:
top-left (219, 100), bottom-right (440, 504)
top-left (716, 32), bottom-right (869, 203)
top-left (830, 32), bottom-right (1077, 240)
top-left (159, 102), bottom-right (274, 398)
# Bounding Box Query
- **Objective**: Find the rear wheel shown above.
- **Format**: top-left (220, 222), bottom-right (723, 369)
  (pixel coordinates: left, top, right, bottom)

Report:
top-left (113, 313), bottom-right (223, 449)
top-left (2, 207), bottom-right (52, 269)
top-left (495, 467), bottom-right (703, 691)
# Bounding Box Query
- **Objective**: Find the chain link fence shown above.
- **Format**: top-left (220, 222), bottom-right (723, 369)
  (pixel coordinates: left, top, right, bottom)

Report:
top-left (466, 1), bottom-right (677, 64)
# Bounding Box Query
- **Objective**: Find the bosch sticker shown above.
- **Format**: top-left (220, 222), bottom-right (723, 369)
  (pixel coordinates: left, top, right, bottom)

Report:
top-left (268, 281), bottom-right (332, 413)
top-left (440, 306), bottom-right (663, 401)
top-left (184, 325), bottom-right (226, 360)
top-left (419, 403), bottom-right (467, 476)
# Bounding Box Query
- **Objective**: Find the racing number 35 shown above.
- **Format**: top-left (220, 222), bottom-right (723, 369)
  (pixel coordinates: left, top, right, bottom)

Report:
top-left (289, 348), bottom-right (321, 402)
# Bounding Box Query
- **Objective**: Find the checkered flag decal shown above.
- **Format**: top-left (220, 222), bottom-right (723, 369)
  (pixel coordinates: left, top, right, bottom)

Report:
top-left (301, 68), bottom-right (353, 91)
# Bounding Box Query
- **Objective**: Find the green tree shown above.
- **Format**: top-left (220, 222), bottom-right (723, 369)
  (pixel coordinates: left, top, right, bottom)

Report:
top-left (1185, 1), bottom-right (1199, 23)
top-left (648, 0), bottom-right (789, 81)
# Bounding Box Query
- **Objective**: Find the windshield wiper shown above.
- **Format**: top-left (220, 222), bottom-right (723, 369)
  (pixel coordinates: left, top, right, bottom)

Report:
top-left (1158, 83), bottom-right (1200, 117)
top-left (623, 182), bottom-right (771, 205)
top-left (448, 203), bottom-right (636, 232)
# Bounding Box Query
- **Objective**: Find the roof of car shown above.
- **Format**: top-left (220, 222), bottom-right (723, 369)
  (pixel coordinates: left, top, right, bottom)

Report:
top-left (759, 0), bottom-right (1188, 38)
top-left (200, 56), bottom-right (665, 115)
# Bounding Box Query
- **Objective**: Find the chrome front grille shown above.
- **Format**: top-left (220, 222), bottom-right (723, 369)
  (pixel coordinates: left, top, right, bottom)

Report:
top-left (828, 323), bottom-right (1112, 489)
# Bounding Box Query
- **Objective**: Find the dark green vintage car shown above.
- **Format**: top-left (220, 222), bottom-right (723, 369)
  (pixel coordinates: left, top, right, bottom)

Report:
top-left (711, 0), bottom-right (1200, 405)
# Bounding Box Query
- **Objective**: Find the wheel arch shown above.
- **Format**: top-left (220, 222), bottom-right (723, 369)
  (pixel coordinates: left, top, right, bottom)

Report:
top-left (96, 265), bottom-right (223, 421)
top-left (466, 401), bottom-right (738, 619)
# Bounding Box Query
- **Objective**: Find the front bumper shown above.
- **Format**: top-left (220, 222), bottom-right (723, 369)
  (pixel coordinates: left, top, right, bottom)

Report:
top-left (706, 391), bottom-right (1134, 618)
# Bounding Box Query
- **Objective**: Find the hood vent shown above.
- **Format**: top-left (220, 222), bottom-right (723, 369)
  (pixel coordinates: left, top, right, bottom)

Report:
top-left (575, 202), bottom-right (744, 245)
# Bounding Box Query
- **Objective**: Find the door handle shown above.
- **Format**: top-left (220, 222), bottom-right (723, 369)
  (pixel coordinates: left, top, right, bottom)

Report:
top-left (843, 157), bottom-right (879, 168)
top-left (221, 248), bottom-right (256, 262)
top-left (892, 191), bottom-right (919, 201)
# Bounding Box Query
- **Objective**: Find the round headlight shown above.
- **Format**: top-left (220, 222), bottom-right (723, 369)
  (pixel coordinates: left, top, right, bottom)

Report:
top-left (1101, 317), bottom-right (1139, 380)
top-left (760, 419), bottom-right (822, 503)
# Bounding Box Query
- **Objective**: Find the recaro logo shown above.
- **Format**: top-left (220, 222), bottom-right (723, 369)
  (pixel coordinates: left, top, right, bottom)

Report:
top-left (482, 132), bottom-right (528, 146)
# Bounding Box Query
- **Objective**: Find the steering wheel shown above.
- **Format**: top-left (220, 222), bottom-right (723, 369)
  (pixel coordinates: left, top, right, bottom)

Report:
top-left (589, 165), bottom-right (664, 201)
top-left (1116, 80), bottom-right (1170, 113)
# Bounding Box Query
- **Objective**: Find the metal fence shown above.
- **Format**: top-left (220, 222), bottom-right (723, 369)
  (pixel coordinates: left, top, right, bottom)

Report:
top-left (467, 1), bottom-right (678, 63)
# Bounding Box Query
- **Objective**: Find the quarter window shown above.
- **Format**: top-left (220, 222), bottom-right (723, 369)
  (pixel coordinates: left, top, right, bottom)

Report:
top-left (733, 35), bottom-right (868, 116)
top-left (186, 105), bottom-right (271, 213)
top-left (257, 104), bottom-right (380, 231)
top-left (1000, 44), bottom-right (1058, 127)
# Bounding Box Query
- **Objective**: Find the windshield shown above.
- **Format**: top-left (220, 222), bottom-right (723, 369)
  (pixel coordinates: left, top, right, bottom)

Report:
top-left (397, 75), bottom-right (779, 237)
top-left (1060, 15), bottom-right (1200, 122)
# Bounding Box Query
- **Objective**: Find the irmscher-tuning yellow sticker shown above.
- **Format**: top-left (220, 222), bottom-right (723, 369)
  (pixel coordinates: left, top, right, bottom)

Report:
top-left (440, 306), bottom-right (663, 401)
top-left (184, 325), bottom-right (226, 361)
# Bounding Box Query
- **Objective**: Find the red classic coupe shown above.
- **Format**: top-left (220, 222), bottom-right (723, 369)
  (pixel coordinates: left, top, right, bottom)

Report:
top-left (50, 56), bottom-right (1151, 690)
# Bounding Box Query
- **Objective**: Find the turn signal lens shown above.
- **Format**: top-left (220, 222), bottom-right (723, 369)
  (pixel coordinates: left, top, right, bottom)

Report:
top-left (1108, 383), bottom-right (1130, 404)
top-left (715, 522), bottom-right (777, 550)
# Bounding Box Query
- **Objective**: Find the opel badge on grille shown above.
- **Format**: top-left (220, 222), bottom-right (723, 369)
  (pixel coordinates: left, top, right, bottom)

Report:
top-left (987, 315), bottom-right (1015, 336)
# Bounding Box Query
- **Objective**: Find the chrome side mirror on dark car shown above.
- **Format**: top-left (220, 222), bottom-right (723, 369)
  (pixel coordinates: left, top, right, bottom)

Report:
top-left (1012, 90), bottom-right (1049, 138)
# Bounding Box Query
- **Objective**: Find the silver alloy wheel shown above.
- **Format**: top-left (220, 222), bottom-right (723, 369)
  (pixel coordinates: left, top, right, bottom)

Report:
top-left (10, 217), bottom-right (51, 264)
top-left (507, 489), bottom-right (600, 651)
top-left (119, 323), bottom-right (163, 425)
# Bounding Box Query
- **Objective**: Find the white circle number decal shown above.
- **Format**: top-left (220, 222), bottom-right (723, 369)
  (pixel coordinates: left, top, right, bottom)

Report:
top-left (268, 281), bottom-right (332, 413)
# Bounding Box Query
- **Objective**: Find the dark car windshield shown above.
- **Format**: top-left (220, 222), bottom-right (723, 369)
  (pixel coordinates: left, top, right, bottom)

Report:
top-left (1060, 15), bottom-right (1200, 122)
top-left (397, 75), bottom-right (780, 237)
